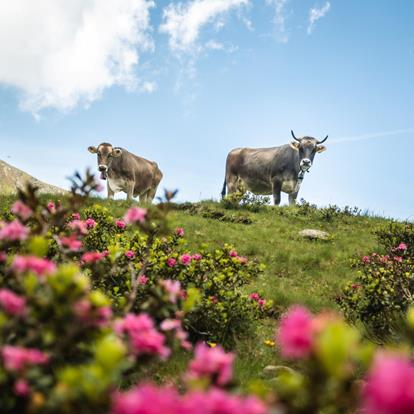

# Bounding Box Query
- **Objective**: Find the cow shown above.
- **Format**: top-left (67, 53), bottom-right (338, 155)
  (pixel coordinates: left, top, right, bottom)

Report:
top-left (88, 142), bottom-right (163, 202)
top-left (221, 131), bottom-right (328, 205)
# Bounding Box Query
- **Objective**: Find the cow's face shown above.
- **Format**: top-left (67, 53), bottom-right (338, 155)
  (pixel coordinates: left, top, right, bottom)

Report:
top-left (88, 143), bottom-right (122, 176)
top-left (290, 132), bottom-right (327, 172)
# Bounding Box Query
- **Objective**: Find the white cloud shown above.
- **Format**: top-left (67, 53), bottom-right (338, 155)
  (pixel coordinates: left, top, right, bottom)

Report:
top-left (160, 0), bottom-right (250, 53)
top-left (307, 2), bottom-right (331, 34)
top-left (266, 0), bottom-right (289, 43)
top-left (0, 0), bottom-right (155, 115)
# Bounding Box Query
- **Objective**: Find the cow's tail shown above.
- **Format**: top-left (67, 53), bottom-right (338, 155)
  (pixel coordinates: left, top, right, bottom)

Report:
top-left (221, 178), bottom-right (227, 199)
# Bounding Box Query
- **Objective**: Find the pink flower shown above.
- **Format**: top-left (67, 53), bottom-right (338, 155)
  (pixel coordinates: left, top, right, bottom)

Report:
top-left (186, 342), bottom-right (235, 386)
top-left (73, 300), bottom-right (112, 327)
top-left (192, 254), bottom-right (202, 261)
top-left (59, 235), bottom-right (82, 251)
top-left (362, 353), bottom-right (414, 414)
top-left (380, 255), bottom-right (390, 263)
top-left (82, 251), bottom-right (105, 264)
top-left (229, 250), bottom-right (238, 257)
top-left (12, 256), bottom-right (56, 277)
top-left (362, 256), bottom-right (371, 264)
top-left (398, 243), bottom-right (408, 251)
top-left (166, 258), bottom-right (176, 268)
top-left (160, 319), bottom-right (192, 351)
top-left (72, 212), bottom-right (81, 220)
top-left (124, 207), bottom-right (147, 224)
top-left (2, 346), bottom-right (49, 372)
top-left (258, 299), bottom-right (266, 308)
top-left (175, 227), bottom-right (185, 237)
top-left (0, 289), bottom-right (26, 316)
top-left (180, 254), bottom-right (192, 266)
top-left (0, 220), bottom-right (29, 241)
top-left (68, 220), bottom-right (89, 235)
top-left (161, 280), bottom-right (182, 303)
top-left (351, 283), bottom-right (361, 289)
top-left (138, 275), bottom-right (149, 285)
top-left (14, 379), bottom-right (30, 397)
top-left (0, 252), bottom-right (6, 262)
top-left (115, 313), bottom-right (170, 359)
top-left (249, 293), bottom-right (260, 301)
top-left (11, 201), bottom-right (33, 221)
top-left (236, 256), bottom-right (248, 265)
top-left (47, 201), bottom-right (56, 214)
top-left (394, 256), bottom-right (403, 263)
top-left (276, 305), bottom-right (314, 359)
top-left (125, 250), bottom-right (135, 260)
top-left (85, 218), bottom-right (97, 229)
top-left (116, 219), bottom-right (126, 229)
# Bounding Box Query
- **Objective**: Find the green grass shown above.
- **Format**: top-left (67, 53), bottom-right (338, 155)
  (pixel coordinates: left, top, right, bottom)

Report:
top-left (0, 195), bottom-right (392, 388)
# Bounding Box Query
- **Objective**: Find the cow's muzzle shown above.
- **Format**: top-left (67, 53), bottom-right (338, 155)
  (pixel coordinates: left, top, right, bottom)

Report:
top-left (98, 165), bottom-right (108, 172)
top-left (300, 158), bottom-right (312, 171)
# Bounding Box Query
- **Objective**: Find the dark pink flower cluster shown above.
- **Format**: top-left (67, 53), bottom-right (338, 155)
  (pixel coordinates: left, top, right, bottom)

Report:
top-left (72, 299), bottom-right (112, 327)
top-left (116, 219), bottom-right (126, 229)
top-left (0, 220), bottom-right (29, 241)
top-left (276, 306), bottom-right (314, 359)
top-left (180, 254), bottom-right (192, 266)
top-left (115, 313), bottom-right (170, 359)
top-left (186, 343), bottom-right (235, 386)
top-left (82, 251), bottom-right (106, 264)
top-left (160, 318), bottom-right (192, 351)
top-left (0, 289), bottom-right (26, 316)
top-left (228, 250), bottom-right (247, 264)
top-left (12, 255), bottom-right (56, 277)
top-left (248, 292), bottom-right (266, 309)
top-left (1, 345), bottom-right (49, 372)
top-left (175, 227), bottom-right (185, 237)
top-left (125, 250), bottom-right (135, 260)
top-left (362, 353), bottom-right (414, 414)
top-left (167, 258), bottom-right (177, 267)
top-left (59, 235), bottom-right (83, 251)
top-left (111, 384), bottom-right (267, 414)
top-left (160, 280), bottom-right (184, 304)
top-left (85, 218), bottom-right (97, 229)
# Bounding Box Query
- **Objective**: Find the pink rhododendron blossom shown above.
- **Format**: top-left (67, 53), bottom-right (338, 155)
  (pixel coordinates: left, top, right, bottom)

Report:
top-left (115, 313), bottom-right (170, 359)
top-left (160, 319), bottom-right (192, 350)
top-left (115, 219), bottom-right (126, 229)
top-left (166, 258), bottom-right (176, 267)
top-left (59, 235), bottom-right (82, 251)
top-left (362, 353), bottom-right (414, 414)
top-left (2, 346), bottom-right (49, 372)
top-left (72, 299), bottom-right (91, 320)
top-left (380, 255), bottom-right (390, 263)
top-left (236, 256), bottom-right (248, 264)
top-left (96, 306), bottom-right (113, 327)
top-left (0, 252), bottom-right (6, 262)
top-left (111, 385), bottom-right (267, 414)
top-left (175, 227), bottom-right (185, 237)
top-left (14, 379), bottom-right (30, 396)
top-left (229, 250), bottom-right (238, 257)
top-left (124, 207), bottom-right (147, 224)
top-left (394, 256), bottom-right (403, 263)
top-left (11, 201), bottom-right (33, 221)
top-left (179, 254), bottom-right (192, 266)
top-left (398, 242), bottom-right (408, 251)
top-left (161, 280), bottom-right (183, 303)
top-left (276, 305), bottom-right (314, 359)
top-left (362, 256), bottom-right (371, 263)
top-left (125, 250), bottom-right (135, 259)
top-left (186, 342), bottom-right (235, 386)
top-left (72, 212), bottom-right (81, 220)
top-left (47, 201), bottom-right (56, 213)
top-left (12, 256), bottom-right (56, 277)
top-left (249, 293), bottom-right (260, 301)
top-left (258, 299), bottom-right (266, 308)
top-left (85, 218), bottom-right (97, 229)
top-left (68, 220), bottom-right (89, 235)
top-left (0, 289), bottom-right (26, 316)
top-left (82, 251), bottom-right (105, 264)
top-left (138, 275), bottom-right (149, 285)
top-left (192, 253), bottom-right (202, 261)
top-left (0, 220), bottom-right (29, 241)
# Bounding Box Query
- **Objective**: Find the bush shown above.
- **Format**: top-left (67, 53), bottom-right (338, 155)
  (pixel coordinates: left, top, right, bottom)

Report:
top-left (337, 223), bottom-right (414, 342)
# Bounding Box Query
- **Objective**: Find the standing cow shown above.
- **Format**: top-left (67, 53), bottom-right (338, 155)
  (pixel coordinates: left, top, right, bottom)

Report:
top-left (88, 142), bottom-right (163, 202)
top-left (221, 131), bottom-right (328, 205)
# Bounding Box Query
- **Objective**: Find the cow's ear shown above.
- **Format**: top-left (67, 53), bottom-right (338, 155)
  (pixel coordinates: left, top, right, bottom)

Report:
top-left (88, 146), bottom-right (97, 154)
top-left (316, 145), bottom-right (327, 153)
top-left (290, 141), bottom-right (300, 150)
top-left (112, 148), bottom-right (123, 157)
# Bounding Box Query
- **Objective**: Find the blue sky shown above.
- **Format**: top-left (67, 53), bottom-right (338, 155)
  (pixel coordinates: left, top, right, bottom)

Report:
top-left (0, 0), bottom-right (413, 220)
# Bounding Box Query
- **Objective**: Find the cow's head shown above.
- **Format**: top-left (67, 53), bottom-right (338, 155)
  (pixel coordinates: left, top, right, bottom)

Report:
top-left (290, 131), bottom-right (328, 172)
top-left (88, 143), bottom-right (122, 178)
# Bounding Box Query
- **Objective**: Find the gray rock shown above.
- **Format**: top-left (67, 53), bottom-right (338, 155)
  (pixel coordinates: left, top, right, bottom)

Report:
top-left (299, 229), bottom-right (330, 241)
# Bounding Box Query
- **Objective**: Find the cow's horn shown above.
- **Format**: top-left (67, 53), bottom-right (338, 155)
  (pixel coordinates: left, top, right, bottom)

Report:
top-left (291, 130), bottom-right (301, 142)
top-left (317, 135), bottom-right (328, 144)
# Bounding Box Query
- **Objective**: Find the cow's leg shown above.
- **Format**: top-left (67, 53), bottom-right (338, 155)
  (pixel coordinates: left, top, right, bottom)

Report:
top-left (139, 192), bottom-right (148, 203)
top-left (107, 183), bottom-right (115, 200)
top-left (126, 182), bottom-right (135, 200)
top-left (272, 181), bottom-right (282, 206)
top-left (288, 192), bottom-right (298, 206)
top-left (145, 187), bottom-right (157, 203)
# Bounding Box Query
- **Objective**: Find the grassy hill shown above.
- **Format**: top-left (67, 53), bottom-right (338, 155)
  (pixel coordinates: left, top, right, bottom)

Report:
top-left (0, 194), bottom-right (392, 387)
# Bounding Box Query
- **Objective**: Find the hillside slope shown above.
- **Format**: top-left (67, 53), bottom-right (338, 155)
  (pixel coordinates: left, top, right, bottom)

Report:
top-left (0, 160), bottom-right (67, 195)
